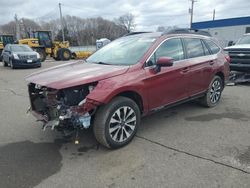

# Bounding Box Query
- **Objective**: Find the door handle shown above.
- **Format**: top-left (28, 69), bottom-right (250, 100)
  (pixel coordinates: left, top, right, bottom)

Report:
top-left (209, 60), bottom-right (215, 65)
top-left (181, 67), bottom-right (189, 73)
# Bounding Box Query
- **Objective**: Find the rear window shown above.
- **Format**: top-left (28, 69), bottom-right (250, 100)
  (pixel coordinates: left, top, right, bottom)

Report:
top-left (183, 38), bottom-right (205, 58)
top-left (205, 40), bottom-right (220, 54)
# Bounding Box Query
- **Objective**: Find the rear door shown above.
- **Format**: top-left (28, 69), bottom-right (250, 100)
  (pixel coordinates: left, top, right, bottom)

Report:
top-left (182, 38), bottom-right (214, 96)
top-left (144, 38), bottom-right (190, 110)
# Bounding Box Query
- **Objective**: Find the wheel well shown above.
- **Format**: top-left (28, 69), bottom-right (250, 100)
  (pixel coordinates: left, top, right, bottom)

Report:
top-left (116, 91), bottom-right (144, 113)
top-left (215, 72), bottom-right (225, 87)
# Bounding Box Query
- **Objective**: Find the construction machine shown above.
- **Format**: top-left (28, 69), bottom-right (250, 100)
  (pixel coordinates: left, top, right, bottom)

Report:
top-left (18, 30), bottom-right (71, 62)
top-left (0, 34), bottom-right (14, 61)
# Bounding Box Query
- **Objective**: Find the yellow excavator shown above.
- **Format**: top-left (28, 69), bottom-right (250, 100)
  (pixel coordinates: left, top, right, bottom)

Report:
top-left (0, 34), bottom-right (15, 61)
top-left (18, 30), bottom-right (71, 62)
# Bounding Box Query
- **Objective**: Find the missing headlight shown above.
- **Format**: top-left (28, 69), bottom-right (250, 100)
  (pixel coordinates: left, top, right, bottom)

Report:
top-left (58, 83), bottom-right (97, 106)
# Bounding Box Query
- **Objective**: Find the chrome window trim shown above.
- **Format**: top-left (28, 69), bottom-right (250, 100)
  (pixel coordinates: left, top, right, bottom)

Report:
top-left (144, 36), bottom-right (221, 68)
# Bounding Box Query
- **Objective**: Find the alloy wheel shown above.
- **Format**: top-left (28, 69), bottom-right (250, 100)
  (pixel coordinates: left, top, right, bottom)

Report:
top-left (210, 80), bottom-right (221, 104)
top-left (108, 106), bottom-right (136, 143)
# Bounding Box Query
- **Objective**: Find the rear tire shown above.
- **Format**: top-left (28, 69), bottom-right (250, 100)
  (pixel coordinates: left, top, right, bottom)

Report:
top-left (35, 48), bottom-right (46, 62)
top-left (200, 76), bottom-right (223, 107)
top-left (93, 96), bottom-right (141, 149)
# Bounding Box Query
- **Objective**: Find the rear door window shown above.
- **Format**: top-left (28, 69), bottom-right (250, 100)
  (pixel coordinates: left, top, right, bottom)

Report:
top-left (183, 38), bottom-right (205, 58)
top-left (204, 40), bottom-right (220, 54)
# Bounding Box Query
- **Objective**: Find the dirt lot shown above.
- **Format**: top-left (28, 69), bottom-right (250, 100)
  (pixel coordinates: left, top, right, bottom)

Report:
top-left (0, 60), bottom-right (250, 188)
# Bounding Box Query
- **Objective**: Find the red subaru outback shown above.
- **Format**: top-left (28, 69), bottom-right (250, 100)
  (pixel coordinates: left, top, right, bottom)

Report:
top-left (26, 32), bottom-right (230, 148)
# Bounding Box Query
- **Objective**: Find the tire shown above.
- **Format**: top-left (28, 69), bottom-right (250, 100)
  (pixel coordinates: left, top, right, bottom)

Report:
top-left (0, 50), bottom-right (2, 62)
top-left (59, 48), bottom-right (71, 61)
top-left (200, 75), bottom-right (223, 107)
top-left (93, 96), bottom-right (141, 149)
top-left (9, 59), bottom-right (15, 69)
top-left (53, 56), bottom-right (61, 61)
top-left (3, 60), bottom-right (8, 67)
top-left (35, 48), bottom-right (46, 62)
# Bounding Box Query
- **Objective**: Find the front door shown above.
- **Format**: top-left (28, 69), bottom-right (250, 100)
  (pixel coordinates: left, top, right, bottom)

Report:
top-left (144, 38), bottom-right (190, 111)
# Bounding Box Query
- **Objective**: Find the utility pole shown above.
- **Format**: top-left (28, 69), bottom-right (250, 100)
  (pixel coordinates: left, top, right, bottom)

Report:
top-left (59, 3), bottom-right (65, 42)
top-left (213, 9), bottom-right (216, 20)
top-left (189, 0), bottom-right (196, 29)
top-left (14, 14), bottom-right (21, 40)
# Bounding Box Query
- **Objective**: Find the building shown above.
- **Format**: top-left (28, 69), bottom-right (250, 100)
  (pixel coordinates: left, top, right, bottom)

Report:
top-left (192, 16), bottom-right (250, 47)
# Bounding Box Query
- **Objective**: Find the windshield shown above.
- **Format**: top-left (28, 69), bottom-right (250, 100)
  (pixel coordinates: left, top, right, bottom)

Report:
top-left (10, 45), bottom-right (33, 52)
top-left (86, 36), bottom-right (156, 65)
top-left (237, 35), bottom-right (250, 44)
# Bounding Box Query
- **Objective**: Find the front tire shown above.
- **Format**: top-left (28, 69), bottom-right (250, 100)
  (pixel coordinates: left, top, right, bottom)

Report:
top-left (59, 48), bottom-right (71, 61)
top-left (10, 59), bottom-right (15, 69)
top-left (35, 48), bottom-right (46, 62)
top-left (93, 96), bottom-right (141, 149)
top-left (3, 60), bottom-right (8, 67)
top-left (200, 75), bottom-right (223, 107)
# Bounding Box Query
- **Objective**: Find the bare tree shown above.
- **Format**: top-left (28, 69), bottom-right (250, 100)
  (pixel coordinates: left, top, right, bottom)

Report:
top-left (0, 15), bottom-right (128, 46)
top-left (116, 13), bottom-right (136, 33)
top-left (0, 21), bottom-right (16, 35)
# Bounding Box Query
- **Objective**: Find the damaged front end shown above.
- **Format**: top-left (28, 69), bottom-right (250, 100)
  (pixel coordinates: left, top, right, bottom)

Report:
top-left (28, 82), bottom-right (101, 141)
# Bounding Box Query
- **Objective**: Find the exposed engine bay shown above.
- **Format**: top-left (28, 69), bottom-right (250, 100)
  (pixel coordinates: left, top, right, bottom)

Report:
top-left (28, 82), bottom-right (99, 137)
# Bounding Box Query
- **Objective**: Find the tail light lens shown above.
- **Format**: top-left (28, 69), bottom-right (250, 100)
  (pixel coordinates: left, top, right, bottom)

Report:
top-left (224, 51), bottom-right (231, 63)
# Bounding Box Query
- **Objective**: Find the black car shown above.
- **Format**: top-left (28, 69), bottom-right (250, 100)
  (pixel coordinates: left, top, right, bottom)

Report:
top-left (2, 44), bottom-right (41, 69)
top-left (224, 34), bottom-right (250, 72)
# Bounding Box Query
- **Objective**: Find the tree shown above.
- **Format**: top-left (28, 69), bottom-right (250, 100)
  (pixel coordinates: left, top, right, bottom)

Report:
top-left (116, 13), bottom-right (136, 33)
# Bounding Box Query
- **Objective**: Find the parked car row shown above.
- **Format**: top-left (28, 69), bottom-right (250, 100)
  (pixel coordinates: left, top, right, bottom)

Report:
top-left (1, 44), bottom-right (41, 69)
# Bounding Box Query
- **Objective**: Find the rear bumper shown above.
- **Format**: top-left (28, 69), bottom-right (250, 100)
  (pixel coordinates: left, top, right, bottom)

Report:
top-left (12, 59), bottom-right (41, 68)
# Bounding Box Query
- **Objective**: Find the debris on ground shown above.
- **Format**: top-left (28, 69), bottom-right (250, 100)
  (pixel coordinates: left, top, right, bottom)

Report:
top-left (227, 71), bottom-right (250, 86)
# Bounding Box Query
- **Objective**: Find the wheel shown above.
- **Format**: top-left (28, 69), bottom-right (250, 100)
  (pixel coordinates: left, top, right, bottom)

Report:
top-left (9, 59), bottom-right (15, 69)
top-left (59, 48), bottom-right (71, 61)
top-left (35, 48), bottom-right (46, 62)
top-left (93, 96), bottom-right (141, 149)
top-left (3, 60), bottom-right (8, 67)
top-left (53, 56), bottom-right (60, 61)
top-left (0, 50), bottom-right (2, 62)
top-left (200, 76), bottom-right (223, 107)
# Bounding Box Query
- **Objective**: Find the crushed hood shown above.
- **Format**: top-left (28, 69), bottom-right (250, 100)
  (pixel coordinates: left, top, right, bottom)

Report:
top-left (26, 61), bottom-right (129, 89)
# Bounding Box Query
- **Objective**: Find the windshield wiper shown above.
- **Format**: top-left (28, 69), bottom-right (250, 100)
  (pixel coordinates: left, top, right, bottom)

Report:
top-left (96, 62), bottom-right (110, 65)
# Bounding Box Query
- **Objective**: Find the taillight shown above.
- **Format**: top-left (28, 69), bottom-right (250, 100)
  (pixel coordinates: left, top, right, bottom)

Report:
top-left (225, 54), bottom-right (231, 63)
top-left (224, 51), bottom-right (231, 63)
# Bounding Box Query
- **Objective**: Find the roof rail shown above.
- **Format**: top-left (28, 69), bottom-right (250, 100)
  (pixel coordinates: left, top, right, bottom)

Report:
top-left (163, 28), bottom-right (212, 37)
top-left (123, 32), bottom-right (152, 36)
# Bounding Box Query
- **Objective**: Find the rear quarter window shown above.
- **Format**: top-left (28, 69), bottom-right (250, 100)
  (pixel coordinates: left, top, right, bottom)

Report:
top-left (204, 40), bottom-right (220, 54)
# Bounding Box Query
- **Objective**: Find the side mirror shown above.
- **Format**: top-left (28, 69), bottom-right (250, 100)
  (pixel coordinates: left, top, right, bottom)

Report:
top-left (156, 57), bottom-right (174, 67)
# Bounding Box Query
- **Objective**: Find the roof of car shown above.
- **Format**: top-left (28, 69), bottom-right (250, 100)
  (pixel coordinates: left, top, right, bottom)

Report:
top-left (124, 31), bottom-right (211, 40)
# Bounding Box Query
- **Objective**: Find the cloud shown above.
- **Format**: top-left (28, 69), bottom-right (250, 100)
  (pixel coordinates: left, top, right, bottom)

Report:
top-left (0, 0), bottom-right (249, 31)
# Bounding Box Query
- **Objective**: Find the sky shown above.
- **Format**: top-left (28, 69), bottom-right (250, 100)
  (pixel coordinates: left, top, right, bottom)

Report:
top-left (0, 0), bottom-right (250, 31)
